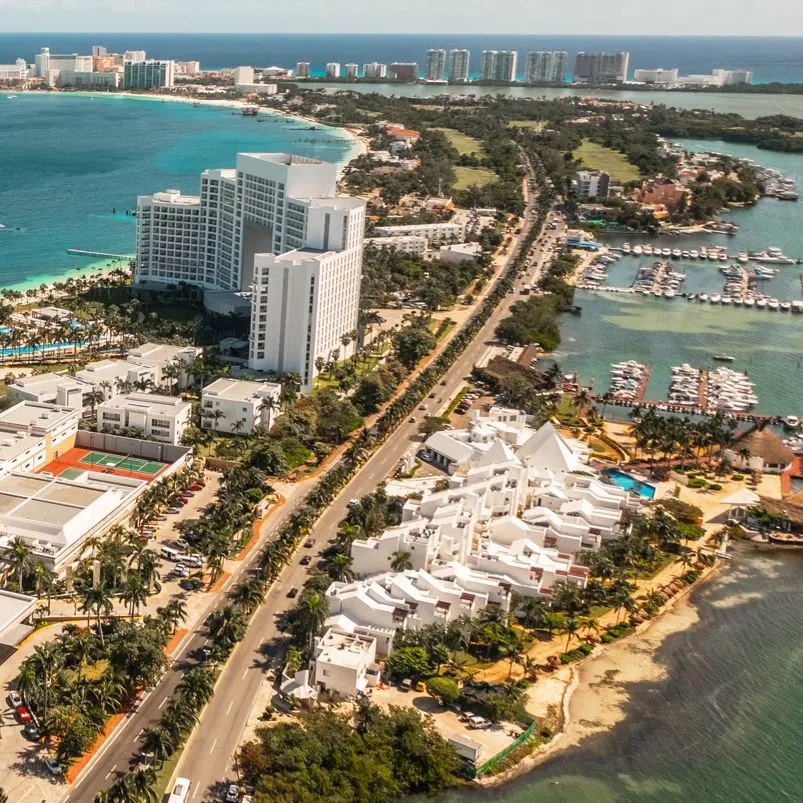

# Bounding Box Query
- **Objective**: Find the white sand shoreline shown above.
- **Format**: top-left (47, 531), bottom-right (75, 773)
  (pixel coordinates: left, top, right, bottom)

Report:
top-left (481, 562), bottom-right (720, 787)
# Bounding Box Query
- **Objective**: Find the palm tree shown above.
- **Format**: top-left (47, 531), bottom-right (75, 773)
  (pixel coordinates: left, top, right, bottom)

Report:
top-left (177, 667), bottom-right (215, 707)
top-left (4, 537), bottom-right (34, 592)
top-left (296, 590), bottom-right (329, 650)
top-left (326, 552), bottom-right (354, 582)
top-left (119, 570), bottom-right (148, 619)
top-left (32, 642), bottom-right (64, 726)
top-left (501, 633), bottom-right (525, 679)
top-left (81, 585), bottom-right (113, 645)
top-left (141, 726), bottom-right (175, 768)
top-left (127, 767), bottom-right (157, 802)
top-left (564, 615), bottom-right (580, 652)
top-left (390, 551), bottom-right (414, 572)
top-left (230, 579), bottom-right (265, 613)
top-left (579, 615), bottom-right (600, 641)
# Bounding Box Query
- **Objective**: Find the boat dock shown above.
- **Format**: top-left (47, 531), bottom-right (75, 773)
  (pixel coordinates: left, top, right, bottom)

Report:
top-left (67, 249), bottom-right (132, 260)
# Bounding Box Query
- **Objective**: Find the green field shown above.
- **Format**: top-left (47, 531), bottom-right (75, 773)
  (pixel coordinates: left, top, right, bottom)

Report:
top-left (574, 139), bottom-right (643, 183)
top-left (507, 120), bottom-right (545, 130)
top-left (432, 128), bottom-right (485, 155)
top-left (453, 166), bottom-right (497, 191)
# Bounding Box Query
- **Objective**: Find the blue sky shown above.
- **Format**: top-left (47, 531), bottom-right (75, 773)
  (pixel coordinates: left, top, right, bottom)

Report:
top-left (1, 0), bottom-right (798, 35)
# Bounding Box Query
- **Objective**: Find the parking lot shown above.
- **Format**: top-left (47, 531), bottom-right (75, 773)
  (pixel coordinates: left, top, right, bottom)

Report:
top-left (371, 686), bottom-right (519, 761)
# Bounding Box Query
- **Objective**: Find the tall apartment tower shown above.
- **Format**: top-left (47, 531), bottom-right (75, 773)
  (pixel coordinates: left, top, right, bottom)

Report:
top-left (524, 51), bottom-right (567, 83)
top-left (344, 63), bottom-right (359, 79)
top-left (326, 62), bottom-right (341, 79)
top-left (362, 62), bottom-right (387, 79)
top-left (135, 153), bottom-right (366, 392)
top-left (480, 50), bottom-right (517, 82)
top-left (296, 61), bottom-right (311, 78)
top-left (123, 60), bottom-right (175, 89)
top-left (92, 45), bottom-right (107, 57)
top-left (425, 49), bottom-right (447, 81)
top-left (448, 49), bottom-right (470, 82)
top-left (573, 52), bottom-right (629, 82)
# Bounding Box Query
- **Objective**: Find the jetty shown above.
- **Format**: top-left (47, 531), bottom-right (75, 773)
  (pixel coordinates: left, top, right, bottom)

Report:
top-left (67, 249), bottom-right (132, 260)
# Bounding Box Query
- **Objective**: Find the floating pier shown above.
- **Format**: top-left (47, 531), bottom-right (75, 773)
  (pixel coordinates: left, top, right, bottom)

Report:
top-left (67, 249), bottom-right (132, 260)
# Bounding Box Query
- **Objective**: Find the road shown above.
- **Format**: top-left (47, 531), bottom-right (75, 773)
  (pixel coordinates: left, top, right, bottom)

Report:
top-left (172, 160), bottom-right (555, 801)
top-left (74, 156), bottom-right (554, 802)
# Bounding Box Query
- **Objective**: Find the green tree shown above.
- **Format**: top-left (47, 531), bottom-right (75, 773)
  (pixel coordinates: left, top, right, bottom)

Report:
top-left (385, 646), bottom-right (432, 679)
top-left (425, 676), bottom-right (460, 706)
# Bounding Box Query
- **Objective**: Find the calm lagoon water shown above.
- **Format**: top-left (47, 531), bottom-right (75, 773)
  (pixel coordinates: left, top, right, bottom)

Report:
top-left (553, 139), bottom-right (803, 417)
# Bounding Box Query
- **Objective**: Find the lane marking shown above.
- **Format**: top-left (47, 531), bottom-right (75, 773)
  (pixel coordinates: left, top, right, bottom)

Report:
top-left (209, 738), bottom-right (217, 754)
top-left (226, 701), bottom-right (234, 715)
top-left (158, 696), bottom-right (169, 709)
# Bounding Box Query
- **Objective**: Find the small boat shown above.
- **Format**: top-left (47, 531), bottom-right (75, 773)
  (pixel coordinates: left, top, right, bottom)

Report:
top-left (780, 301), bottom-right (791, 312)
top-left (672, 248), bottom-right (682, 258)
top-left (737, 252), bottom-right (749, 263)
top-left (622, 243), bottom-right (631, 253)
top-left (699, 293), bottom-right (709, 302)
top-left (633, 245), bottom-right (643, 255)
top-left (721, 296), bottom-right (732, 305)
top-left (719, 253), bottom-right (728, 261)
top-left (783, 416), bottom-right (801, 429)
top-left (682, 250), bottom-right (690, 258)
top-left (661, 247), bottom-right (671, 257)
top-left (768, 298), bottom-right (780, 311)
top-left (756, 298), bottom-right (768, 309)
top-left (689, 250), bottom-right (699, 259)
top-left (710, 294), bottom-right (722, 304)
top-left (713, 354), bottom-right (736, 362)
top-left (643, 245), bottom-right (654, 255)
top-left (743, 297), bottom-right (755, 307)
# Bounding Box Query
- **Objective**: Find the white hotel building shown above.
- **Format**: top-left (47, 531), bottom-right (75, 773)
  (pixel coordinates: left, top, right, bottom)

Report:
top-left (135, 153), bottom-right (365, 391)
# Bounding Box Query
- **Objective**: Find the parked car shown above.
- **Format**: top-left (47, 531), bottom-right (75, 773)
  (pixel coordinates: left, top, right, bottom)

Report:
top-left (459, 711), bottom-right (475, 723)
top-left (176, 566), bottom-right (191, 578)
top-left (189, 483), bottom-right (204, 492)
top-left (400, 678), bottom-right (413, 692)
top-left (151, 514), bottom-right (168, 522)
top-left (225, 784), bottom-right (240, 802)
top-left (286, 587), bottom-right (299, 598)
top-left (304, 538), bottom-right (315, 548)
top-left (414, 681), bottom-right (427, 692)
top-left (22, 723), bottom-right (41, 742)
top-left (468, 716), bottom-right (491, 730)
top-left (300, 555), bottom-right (311, 566)
top-left (44, 756), bottom-right (63, 776)
top-left (7, 690), bottom-right (22, 709)
top-left (16, 704), bottom-right (32, 724)
top-left (167, 507), bottom-right (182, 515)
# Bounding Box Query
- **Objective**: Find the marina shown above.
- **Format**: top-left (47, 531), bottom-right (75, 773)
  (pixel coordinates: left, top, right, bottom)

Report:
top-left (607, 360), bottom-right (650, 403)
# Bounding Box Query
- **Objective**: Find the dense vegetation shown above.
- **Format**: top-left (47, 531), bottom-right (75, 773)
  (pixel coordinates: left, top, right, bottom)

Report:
top-left (237, 701), bottom-right (462, 802)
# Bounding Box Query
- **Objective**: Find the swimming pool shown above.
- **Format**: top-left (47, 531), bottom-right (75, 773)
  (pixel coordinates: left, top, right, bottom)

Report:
top-left (604, 469), bottom-right (657, 499)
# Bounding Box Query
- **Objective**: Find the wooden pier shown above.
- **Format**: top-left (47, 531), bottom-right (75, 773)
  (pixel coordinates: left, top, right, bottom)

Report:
top-left (67, 249), bottom-right (132, 260)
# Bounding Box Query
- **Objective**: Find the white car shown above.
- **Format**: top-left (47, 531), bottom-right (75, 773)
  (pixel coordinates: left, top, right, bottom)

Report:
top-left (225, 784), bottom-right (240, 802)
top-left (168, 777), bottom-right (191, 803)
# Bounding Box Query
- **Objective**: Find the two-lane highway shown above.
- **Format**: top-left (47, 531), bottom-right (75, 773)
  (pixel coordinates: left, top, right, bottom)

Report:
top-left (174, 161), bottom-right (550, 800)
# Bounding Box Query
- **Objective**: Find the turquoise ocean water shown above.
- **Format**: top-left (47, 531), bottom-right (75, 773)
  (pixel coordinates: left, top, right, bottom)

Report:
top-left (553, 139), bottom-right (803, 417)
top-left (0, 93), bottom-right (355, 290)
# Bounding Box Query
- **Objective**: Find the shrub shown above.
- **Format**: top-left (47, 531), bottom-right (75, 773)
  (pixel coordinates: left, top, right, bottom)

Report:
top-left (688, 477), bottom-right (707, 489)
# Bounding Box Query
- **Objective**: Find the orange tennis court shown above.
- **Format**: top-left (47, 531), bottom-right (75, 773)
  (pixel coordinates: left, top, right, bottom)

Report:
top-left (38, 447), bottom-right (170, 482)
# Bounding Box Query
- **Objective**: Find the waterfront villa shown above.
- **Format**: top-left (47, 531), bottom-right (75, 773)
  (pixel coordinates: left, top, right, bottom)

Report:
top-left (723, 426), bottom-right (795, 475)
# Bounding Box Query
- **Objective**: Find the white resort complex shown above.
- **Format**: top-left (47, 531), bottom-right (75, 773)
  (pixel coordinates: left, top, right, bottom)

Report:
top-left (290, 408), bottom-right (643, 699)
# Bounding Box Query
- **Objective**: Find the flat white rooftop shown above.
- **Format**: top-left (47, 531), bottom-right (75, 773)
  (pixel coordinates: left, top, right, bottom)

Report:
top-left (0, 400), bottom-right (77, 432)
top-left (316, 628), bottom-right (375, 669)
top-left (100, 392), bottom-right (191, 416)
top-left (203, 378), bottom-right (281, 403)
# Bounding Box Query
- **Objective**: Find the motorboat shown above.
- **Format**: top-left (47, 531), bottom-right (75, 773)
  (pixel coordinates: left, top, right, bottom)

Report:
top-left (672, 248), bottom-right (682, 258)
top-left (743, 297), bottom-right (755, 308)
top-left (689, 250), bottom-right (699, 259)
top-left (699, 293), bottom-right (709, 302)
top-left (622, 243), bottom-right (631, 253)
top-left (710, 294), bottom-right (722, 304)
top-left (721, 296), bottom-right (732, 305)
top-left (783, 416), bottom-right (801, 429)
top-left (768, 298), bottom-right (780, 311)
top-left (661, 247), bottom-right (671, 257)
top-left (737, 252), bottom-right (749, 263)
top-left (713, 354), bottom-right (736, 362)
top-left (756, 298), bottom-right (768, 309)
top-left (719, 253), bottom-right (728, 261)
top-left (632, 245), bottom-right (643, 255)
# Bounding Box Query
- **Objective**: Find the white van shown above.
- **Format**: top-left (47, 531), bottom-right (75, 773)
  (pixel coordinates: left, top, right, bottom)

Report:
top-left (161, 546), bottom-right (181, 561)
top-left (168, 777), bottom-right (191, 803)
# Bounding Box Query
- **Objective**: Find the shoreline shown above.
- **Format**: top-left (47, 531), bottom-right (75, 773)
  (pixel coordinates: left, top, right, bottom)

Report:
top-left (1, 90), bottom-right (367, 295)
top-left (480, 560), bottom-right (721, 788)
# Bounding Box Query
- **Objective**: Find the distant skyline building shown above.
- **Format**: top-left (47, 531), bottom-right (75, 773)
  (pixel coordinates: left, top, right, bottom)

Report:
top-left (448, 49), bottom-right (470, 82)
top-left (325, 62), bottom-right (341, 79)
top-left (124, 59), bottom-right (174, 89)
top-left (122, 50), bottom-right (146, 63)
top-left (633, 67), bottom-right (679, 84)
top-left (425, 49), bottom-right (447, 81)
top-left (480, 50), bottom-right (518, 82)
top-left (573, 51), bottom-right (629, 82)
top-left (344, 63), bottom-right (359, 79)
top-left (524, 51), bottom-right (567, 83)
top-left (295, 61), bottom-right (310, 78)
top-left (33, 47), bottom-right (93, 78)
top-left (389, 62), bottom-right (419, 82)
top-left (362, 61), bottom-right (387, 79)
top-left (91, 45), bottom-right (107, 57)
top-left (572, 170), bottom-right (610, 200)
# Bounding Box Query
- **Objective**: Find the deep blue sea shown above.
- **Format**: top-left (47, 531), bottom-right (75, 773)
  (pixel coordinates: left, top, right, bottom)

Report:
top-left (0, 93), bottom-right (354, 289)
top-left (2, 34), bottom-right (803, 83)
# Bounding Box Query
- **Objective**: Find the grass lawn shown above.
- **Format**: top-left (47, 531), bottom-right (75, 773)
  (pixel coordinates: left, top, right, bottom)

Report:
top-left (555, 393), bottom-right (581, 425)
top-left (574, 139), bottom-right (643, 184)
top-left (507, 120), bottom-right (545, 130)
top-left (432, 128), bottom-right (484, 155)
top-left (453, 166), bottom-right (497, 191)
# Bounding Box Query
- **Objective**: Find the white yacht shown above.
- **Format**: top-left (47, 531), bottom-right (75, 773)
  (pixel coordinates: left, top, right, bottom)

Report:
top-left (633, 245), bottom-right (644, 255)
top-left (672, 248), bottom-right (682, 258)
top-left (661, 247), bottom-right (671, 257)
top-left (689, 249), bottom-right (699, 259)
top-left (710, 294), bottom-right (722, 304)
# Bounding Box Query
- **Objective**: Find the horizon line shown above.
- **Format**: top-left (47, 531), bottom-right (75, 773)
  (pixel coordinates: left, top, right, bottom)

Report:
top-left (3, 32), bottom-right (803, 38)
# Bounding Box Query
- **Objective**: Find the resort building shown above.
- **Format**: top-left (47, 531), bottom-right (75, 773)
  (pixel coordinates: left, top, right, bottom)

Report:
top-left (294, 62), bottom-right (310, 79)
top-left (325, 62), bottom-right (341, 79)
top-left (309, 628), bottom-right (381, 698)
top-left (524, 51), bottom-right (567, 83)
top-left (573, 52), bottom-right (630, 83)
top-left (723, 427), bottom-right (795, 475)
top-left (572, 170), bottom-right (610, 200)
top-left (97, 392), bottom-right (192, 445)
top-left (0, 590), bottom-right (37, 647)
top-left (425, 49), bottom-right (447, 81)
top-left (479, 51), bottom-right (518, 82)
top-left (33, 47), bottom-right (93, 78)
top-left (344, 64), bottom-right (359, 79)
top-left (448, 50), bottom-right (470, 82)
top-left (389, 63), bottom-right (418, 82)
top-left (0, 401), bottom-right (80, 476)
top-left (0, 59), bottom-right (29, 80)
top-left (633, 67), bottom-right (679, 84)
top-left (8, 374), bottom-right (87, 410)
top-left (201, 378), bottom-right (282, 434)
top-left (135, 154), bottom-right (366, 392)
top-left (362, 62), bottom-right (387, 79)
top-left (438, 242), bottom-right (483, 263)
top-left (364, 235), bottom-right (428, 257)
top-left (372, 222), bottom-right (463, 244)
top-left (123, 59), bottom-right (176, 89)
top-left (55, 70), bottom-right (120, 88)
